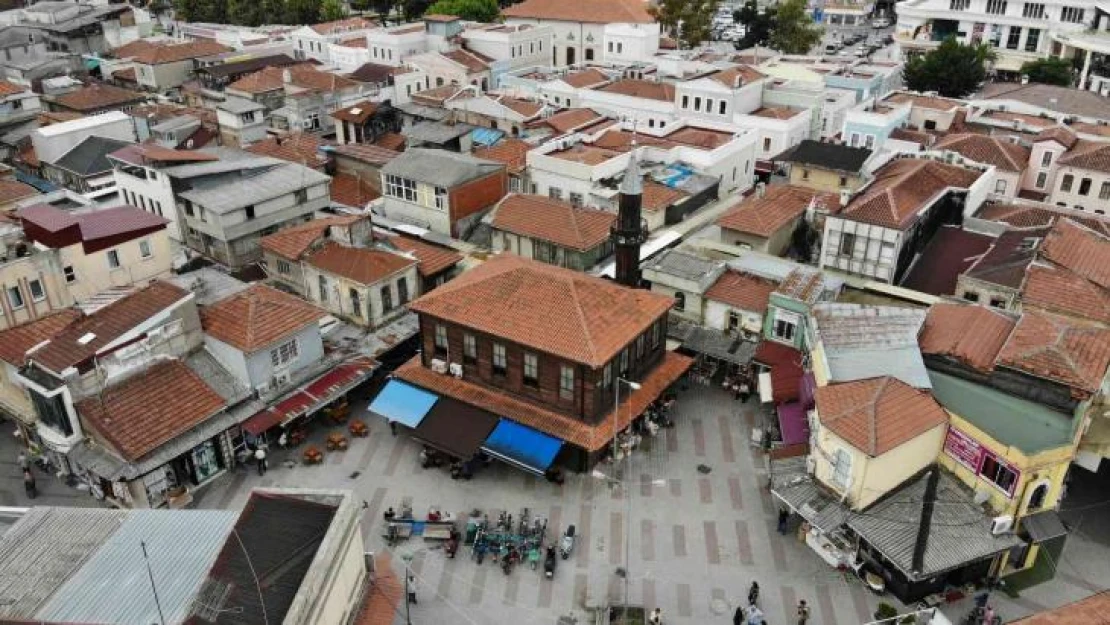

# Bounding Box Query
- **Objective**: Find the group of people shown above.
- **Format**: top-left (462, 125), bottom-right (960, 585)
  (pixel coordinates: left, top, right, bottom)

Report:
top-left (733, 582), bottom-right (811, 625)
top-left (725, 366), bottom-right (756, 403)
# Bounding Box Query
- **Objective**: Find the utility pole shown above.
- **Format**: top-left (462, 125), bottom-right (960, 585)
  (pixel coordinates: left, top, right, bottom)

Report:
top-left (911, 466), bottom-right (940, 577)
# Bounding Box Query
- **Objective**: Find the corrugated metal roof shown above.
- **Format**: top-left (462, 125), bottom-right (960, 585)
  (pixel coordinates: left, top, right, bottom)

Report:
top-left (769, 457), bottom-right (849, 533)
top-left (643, 248), bottom-right (724, 291)
top-left (0, 507), bottom-right (126, 618)
top-left (37, 509), bottom-right (238, 625)
top-left (178, 162), bottom-right (330, 212)
top-left (381, 147), bottom-right (503, 187)
top-left (826, 346), bottom-right (932, 389)
top-left (848, 470), bottom-right (1021, 580)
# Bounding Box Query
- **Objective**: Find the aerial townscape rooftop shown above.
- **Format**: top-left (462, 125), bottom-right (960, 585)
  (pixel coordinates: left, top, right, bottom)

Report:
top-left (1, 0), bottom-right (1110, 622)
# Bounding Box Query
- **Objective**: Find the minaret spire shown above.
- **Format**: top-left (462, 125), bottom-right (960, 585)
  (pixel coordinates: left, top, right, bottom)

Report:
top-left (612, 149), bottom-right (647, 288)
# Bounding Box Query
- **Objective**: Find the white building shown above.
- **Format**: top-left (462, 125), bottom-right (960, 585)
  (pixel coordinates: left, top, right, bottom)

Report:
top-left (461, 23), bottom-right (554, 77)
top-left (675, 66), bottom-right (766, 123)
top-left (365, 22), bottom-right (432, 67)
top-left (291, 16), bottom-right (378, 64)
top-left (29, 111), bottom-right (136, 165)
top-left (734, 105), bottom-right (813, 158)
top-left (894, 0), bottom-right (1105, 76)
top-left (501, 0), bottom-right (661, 67)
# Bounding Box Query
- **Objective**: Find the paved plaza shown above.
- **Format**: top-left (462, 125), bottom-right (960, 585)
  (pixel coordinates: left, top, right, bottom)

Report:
top-left (6, 384), bottom-right (1110, 624)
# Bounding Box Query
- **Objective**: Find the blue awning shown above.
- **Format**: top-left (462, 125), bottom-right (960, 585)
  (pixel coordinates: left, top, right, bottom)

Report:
top-left (368, 380), bottom-right (438, 428)
top-left (471, 127), bottom-right (504, 147)
top-left (481, 419), bottom-right (563, 476)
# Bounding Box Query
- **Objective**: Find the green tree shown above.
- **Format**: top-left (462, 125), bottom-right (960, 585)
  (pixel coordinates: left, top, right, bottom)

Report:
top-left (402, 0), bottom-right (433, 20)
top-left (903, 37), bottom-right (996, 97)
top-left (285, 0), bottom-right (319, 23)
top-left (734, 0), bottom-right (774, 48)
top-left (768, 0), bottom-right (821, 54)
top-left (1020, 57), bottom-right (1073, 86)
top-left (320, 0), bottom-right (346, 21)
top-left (228, 0), bottom-right (263, 26)
top-left (653, 0), bottom-right (719, 48)
top-left (425, 0), bottom-right (498, 20)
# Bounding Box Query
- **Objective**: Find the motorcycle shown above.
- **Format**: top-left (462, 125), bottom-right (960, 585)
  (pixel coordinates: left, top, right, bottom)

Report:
top-left (502, 547), bottom-right (518, 575)
top-left (528, 543), bottom-right (541, 570)
top-left (544, 545), bottom-right (557, 579)
top-left (560, 524), bottom-right (576, 560)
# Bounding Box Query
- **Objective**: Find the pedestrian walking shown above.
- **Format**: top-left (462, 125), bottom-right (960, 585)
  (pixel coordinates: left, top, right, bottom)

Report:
top-left (23, 469), bottom-right (36, 499)
top-left (739, 380), bottom-right (751, 403)
top-left (648, 608), bottom-right (663, 624)
top-left (17, 451), bottom-right (29, 472)
top-left (255, 447), bottom-right (267, 475)
top-left (407, 574), bottom-right (417, 604)
top-left (797, 599), bottom-right (811, 625)
top-left (746, 605), bottom-right (764, 625)
top-left (733, 604), bottom-right (745, 625)
top-left (777, 508), bottom-right (790, 534)
top-left (748, 581), bottom-right (760, 606)
top-left (389, 420), bottom-right (397, 436)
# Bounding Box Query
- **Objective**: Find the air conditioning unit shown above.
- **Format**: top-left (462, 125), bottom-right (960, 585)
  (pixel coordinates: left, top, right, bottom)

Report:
top-left (430, 358), bottom-right (448, 374)
top-left (990, 514), bottom-right (1013, 535)
top-left (255, 381), bottom-right (271, 396)
top-left (448, 362), bottom-right (463, 378)
top-left (272, 370), bottom-right (292, 388)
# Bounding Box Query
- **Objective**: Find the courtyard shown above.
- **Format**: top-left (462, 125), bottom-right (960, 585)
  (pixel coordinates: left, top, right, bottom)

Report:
top-left (6, 383), bottom-right (1110, 624)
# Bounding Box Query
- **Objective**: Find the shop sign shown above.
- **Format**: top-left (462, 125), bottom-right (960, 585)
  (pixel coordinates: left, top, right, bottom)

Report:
top-left (944, 426), bottom-right (982, 471)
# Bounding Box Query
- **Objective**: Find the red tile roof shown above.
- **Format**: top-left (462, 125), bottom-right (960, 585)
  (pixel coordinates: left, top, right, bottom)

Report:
top-left (641, 180), bottom-right (688, 213)
top-left (1033, 126), bottom-right (1079, 149)
top-left (108, 144), bottom-right (218, 166)
top-left (228, 64), bottom-right (358, 95)
top-left (705, 271), bottom-right (777, 314)
top-left (502, 0), bottom-right (654, 23)
top-left (753, 340), bottom-right (804, 403)
top-left (306, 241), bottom-right (416, 285)
top-left (201, 284), bottom-right (326, 352)
top-left (0, 178), bottom-right (39, 205)
top-left (1010, 590), bottom-right (1110, 625)
top-left (815, 376), bottom-right (948, 457)
top-left (491, 194), bottom-right (616, 252)
top-left (31, 282), bottom-right (189, 374)
top-left (963, 227), bottom-right (1047, 290)
top-left (1041, 218), bottom-right (1110, 289)
top-left (329, 172), bottom-right (381, 208)
top-left (497, 96), bottom-right (543, 118)
top-left (18, 204), bottom-right (168, 247)
top-left (473, 138), bottom-right (531, 173)
top-left (900, 225), bottom-right (994, 297)
top-left (77, 359), bottom-right (225, 461)
top-left (561, 69), bottom-right (610, 88)
top-left (386, 235), bottom-right (463, 277)
top-left (114, 39), bottom-right (230, 64)
top-left (333, 142), bottom-right (402, 166)
top-left (330, 100), bottom-right (379, 124)
top-left (394, 351), bottom-right (693, 450)
top-left (0, 310), bottom-right (82, 365)
top-left (374, 132), bottom-right (406, 152)
top-left (259, 216), bottom-right (364, 260)
top-left (976, 203), bottom-right (1110, 237)
top-left (538, 108), bottom-right (603, 133)
top-left (934, 133), bottom-right (1031, 172)
top-left (997, 310), bottom-right (1110, 395)
top-left (0, 80), bottom-right (26, 97)
top-left (1022, 262), bottom-right (1110, 326)
top-left (717, 185), bottom-right (829, 237)
top-left (245, 133), bottom-right (330, 168)
top-left (595, 79), bottom-right (675, 102)
top-left (919, 303), bottom-right (1015, 372)
top-left (52, 83), bottom-right (145, 112)
top-left (443, 49), bottom-right (491, 73)
top-left (750, 106), bottom-right (801, 120)
top-left (408, 254), bottom-right (674, 366)
top-left (354, 553), bottom-right (404, 625)
top-left (1058, 141), bottom-right (1110, 174)
top-left (841, 158), bottom-right (981, 229)
top-left (708, 65), bottom-right (765, 87)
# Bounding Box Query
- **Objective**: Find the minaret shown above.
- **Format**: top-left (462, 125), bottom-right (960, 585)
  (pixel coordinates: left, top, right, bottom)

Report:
top-left (612, 152), bottom-right (648, 288)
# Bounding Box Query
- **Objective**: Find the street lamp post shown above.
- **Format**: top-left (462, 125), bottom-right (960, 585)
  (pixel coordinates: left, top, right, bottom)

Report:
top-left (614, 377), bottom-right (641, 623)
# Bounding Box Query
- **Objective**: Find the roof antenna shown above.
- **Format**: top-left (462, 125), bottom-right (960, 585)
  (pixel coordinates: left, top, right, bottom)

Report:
top-left (141, 541), bottom-right (168, 625)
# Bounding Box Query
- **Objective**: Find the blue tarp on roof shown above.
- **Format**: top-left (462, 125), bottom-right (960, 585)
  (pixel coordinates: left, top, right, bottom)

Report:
top-left (368, 379), bottom-right (438, 428)
top-left (481, 419), bottom-right (563, 475)
top-left (471, 127), bottom-right (504, 147)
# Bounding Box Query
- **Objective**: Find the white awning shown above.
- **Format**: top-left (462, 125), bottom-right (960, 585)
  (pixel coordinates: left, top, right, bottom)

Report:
top-left (758, 371), bottom-right (773, 404)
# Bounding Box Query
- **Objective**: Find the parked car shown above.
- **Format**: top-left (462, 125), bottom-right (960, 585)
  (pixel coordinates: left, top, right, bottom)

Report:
top-left (871, 16), bottom-right (891, 28)
top-left (824, 43), bottom-right (841, 55)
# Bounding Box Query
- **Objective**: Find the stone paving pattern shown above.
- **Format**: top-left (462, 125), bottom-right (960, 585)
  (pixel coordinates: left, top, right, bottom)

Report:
top-left (5, 384), bottom-right (1110, 624)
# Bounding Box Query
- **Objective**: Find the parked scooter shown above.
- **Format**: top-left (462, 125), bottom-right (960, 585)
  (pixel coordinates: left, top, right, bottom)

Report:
top-left (560, 524), bottom-right (576, 560)
top-left (544, 545), bottom-right (557, 579)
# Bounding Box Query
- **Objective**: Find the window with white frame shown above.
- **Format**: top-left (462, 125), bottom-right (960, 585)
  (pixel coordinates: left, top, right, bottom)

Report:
top-left (139, 239), bottom-right (152, 259)
top-left (831, 448), bottom-right (852, 490)
top-left (493, 343), bottom-right (507, 374)
top-left (995, 179), bottom-right (1008, 194)
top-left (523, 352), bottom-right (539, 386)
top-left (986, 0), bottom-right (1007, 14)
top-left (1022, 1), bottom-right (1045, 16)
top-left (1100, 181), bottom-right (1110, 200)
top-left (434, 324), bottom-right (448, 353)
top-left (7, 286), bottom-right (24, 309)
top-left (270, 339), bottom-right (299, 367)
top-left (463, 333), bottom-right (477, 362)
top-left (29, 279), bottom-right (44, 302)
top-left (772, 310), bottom-right (799, 342)
top-left (385, 175), bottom-right (418, 202)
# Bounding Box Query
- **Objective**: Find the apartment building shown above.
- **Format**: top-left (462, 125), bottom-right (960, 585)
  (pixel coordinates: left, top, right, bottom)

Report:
top-left (290, 16), bottom-right (378, 65)
top-left (109, 38), bottom-right (231, 93)
top-left (501, 0), bottom-right (661, 67)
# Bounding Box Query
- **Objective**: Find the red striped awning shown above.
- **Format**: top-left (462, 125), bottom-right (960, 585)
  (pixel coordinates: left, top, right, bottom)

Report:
top-left (304, 357), bottom-right (375, 398)
top-left (242, 391), bottom-right (316, 436)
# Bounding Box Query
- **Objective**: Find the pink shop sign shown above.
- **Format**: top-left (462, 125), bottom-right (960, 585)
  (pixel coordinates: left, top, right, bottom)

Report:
top-left (944, 426), bottom-right (983, 471)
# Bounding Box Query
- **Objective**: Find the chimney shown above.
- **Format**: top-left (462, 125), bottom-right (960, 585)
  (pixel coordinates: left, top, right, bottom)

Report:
top-left (612, 153), bottom-right (647, 288)
top-left (839, 188), bottom-right (851, 207)
top-left (734, 74), bottom-right (744, 89)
